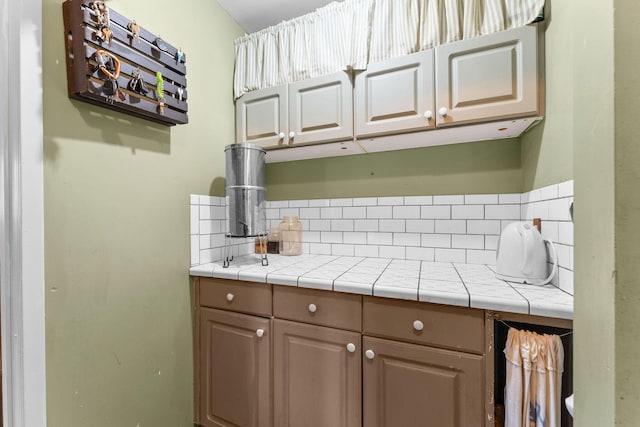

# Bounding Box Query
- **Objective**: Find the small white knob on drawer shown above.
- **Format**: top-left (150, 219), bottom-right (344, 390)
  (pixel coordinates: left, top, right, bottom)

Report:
top-left (226, 293), bottom-right (234, 302)
top-left (365, 349), bottom-right (375, 360)
top-left (256, 328), bottom-right (264, 338)
top-left (289, 131), bottom-right (296, 139)
top-left (308, 303), bottom-right (317, 313)
top-left (423, 110), bottom-right (433, 121)
top-left (413, 320), bottom-right (424, 331)
top-left (278, 132), bottom-right (285, 139)
top-left (438, 107), bottom-right (448, 117)
top-left (346, 343), bottom-right (356, 353)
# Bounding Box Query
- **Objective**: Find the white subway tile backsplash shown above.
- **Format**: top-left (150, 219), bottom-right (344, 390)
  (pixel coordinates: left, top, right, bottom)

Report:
top-left (200, 248), bottom-right (215, 264)
top-left (378, 196), bottom-right (404, 206)
top-left (212, 206), bottom-right (226, 220)
top-left (556, 243), bottom-right (572, 271)
top-left (190, 236), bottom-right (200, 266)
top-left (190, 194), bottom-right (199, 204)
top-left (199, 235), bottom-right (211, 250)
top-left (310, 243), bottom-right (332, 255)
top-left (305, 231), bottom-right (321, 243)
top-left (199, 205), bottom-right (212, 220)
top-left (309, 199), bottom-right (330, 207)
top-left (190, 206), bottom-right (199, 235)
top-left (321, 231), bottom-right (343, 244)
top-left (367, 206), bottom-right (393, 219)
top-left (200, 220), bottom-right (214, 234)
top-left (558, 180), bottom-right (574, 198)
top-left (321, 207), bottom-right (343, 219)
top-left (406, 247), bottom-right (435, 261)
top-left (465, 194), bottom-right (498, 204)
top-left (309, 219), bottom-right (332, 231)
top-left (211, 234), bottom-right (226, 248)
top-left (533, 201), bottom-right (549, 220)
top-left (266, 208), bottom-right (280, 220)
top-left (355, 245), bottom-right (379, 257)
top-left (354, 219), bottom-right (379, 232)
top-left (434, 195), bottom-right (464, 205)
top-left (549, 198), bottom-right (572, 221)
top-left (393, 205), bottom-right (420, 219)
top-left (353, 197), bottom-right (378, 206)
top-left (559, 268), bottom-right (574, 295)
top-left (485, 204), bottom-right (521, 220)
top-left (451, 235), bottom-right (484, 250)
top-left (269, 200), bottom-right (289, 208)
top-left (421, 234), bottom-right (451, 248)
top-left (343, 207), bottom-right (367, 219)
top-left (404, 196), bottom-right (433, 205)
top-left (435, 248), bottom-right (466, 263)
top-left (485, 236), bottom-right (499, 250)
top-left (452, 205), bottom-right (484, 220)
top-left (380, 245), bottom-right (405, 259)
top-left (199, 195), bottom-right (213, 205)
top-left (332, 244), bottom-right (355, 256)
top-left (558, 222), bottom-right (574, 246)
top-left (379, 219), bottom-right (405, 233)
top-left (289, 200), bottom-right (309, 208)
top-left (280, 208), bottom-right (300, 217)
top-left (499, 194), bottom-right (521, 204)
top-left (421, 206), bottom-right (451, 219)
top-left (467, 220), bottom-right (501, 235)
top-left (393, 233), bottom-right (421, 247)
top-left (435, 220), bottom-right (466, 234)
top-left (466, 250), bottom-right (497, 265)
top-left (299, 207), bottom-right (321, 219)
top-left (368, 232), bottom-right (393, 245)
top-left (406, 219), bottom-right (435, 233)
top-left (331, 220), bottom-right (355, 232)
top-left (331, 198), bottom-right (354, 207)
top-left (344, 232), bottom-right (367, 245)
top-left (540, 184), bottom-right (559, 201)
top-left (541, 221), bottom-right (559, 243)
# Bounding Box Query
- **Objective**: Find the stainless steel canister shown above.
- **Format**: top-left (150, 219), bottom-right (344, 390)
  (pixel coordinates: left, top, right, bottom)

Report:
top-left (225, 143), bottom-right (266, 237)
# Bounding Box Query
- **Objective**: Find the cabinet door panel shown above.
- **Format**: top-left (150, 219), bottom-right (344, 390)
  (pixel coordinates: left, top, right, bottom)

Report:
top-left (355, 51), bottom-right (435, 138)
top-left (435, 25), bottom-right (539, 126)
top-left (199, 308), bottom-right (271, 427)
top-left (289, 71), bottom-right (353, 145)
top-left (274, 319), bottom-right (361, 427)
top-left (236, 84), bottom-right (287, 148)
top-left (363, 336), bottom-right (484, 427)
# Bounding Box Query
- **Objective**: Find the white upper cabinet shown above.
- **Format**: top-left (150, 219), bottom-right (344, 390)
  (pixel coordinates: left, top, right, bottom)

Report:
top-left (354, 51), bottom-right (435, 138)
top-left (435, 25), bottom-right (540, 127)
top-left (236, 84), bottom-right (288, 149)
top-left (288, 71), bottom-right (353, 146)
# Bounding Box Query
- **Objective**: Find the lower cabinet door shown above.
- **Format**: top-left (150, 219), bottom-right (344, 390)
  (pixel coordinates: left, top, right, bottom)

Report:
top-left (363, 336), bottom-right (484, 427)
top-left (199, 308), bottom-right (272, 427)
top-left (273, 319), bottom-right (362, 427)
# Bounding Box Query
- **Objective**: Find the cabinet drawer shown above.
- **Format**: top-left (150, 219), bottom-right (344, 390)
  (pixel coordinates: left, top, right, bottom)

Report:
top-left (363, 296), bottom-right (484, 353)
top-left (199, 278), bottom-right (272, 317)
top-left (273, 286), bottom-right (362, 332)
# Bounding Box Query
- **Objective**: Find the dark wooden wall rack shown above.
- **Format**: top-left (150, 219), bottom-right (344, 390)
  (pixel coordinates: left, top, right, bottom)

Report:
top-left (63, 0), bottom-right (188, 126)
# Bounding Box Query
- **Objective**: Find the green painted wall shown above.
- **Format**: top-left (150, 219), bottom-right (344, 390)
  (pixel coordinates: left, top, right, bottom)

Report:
top-left (614, 0), bottom-right (640, 423)
top-left (572, 0), bottom-right (616, 425)
top-left (521, 1), bottom-right (574, 191)
top-left (266, 138), bottom-right (522, 200)
top-left (42, 0), bottom-right (242, 425)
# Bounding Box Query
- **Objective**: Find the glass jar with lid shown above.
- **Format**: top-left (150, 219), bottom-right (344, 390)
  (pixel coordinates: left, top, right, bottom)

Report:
top-left (279, 216), bottom-right (302, 256)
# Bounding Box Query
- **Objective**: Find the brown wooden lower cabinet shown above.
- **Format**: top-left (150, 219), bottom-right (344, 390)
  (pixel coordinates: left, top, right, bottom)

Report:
top-left (198, 307), bottom-right (272, 427)
top-left (273, 319), bottom-right (362, 427)
top-left (362, 336), bottom-right (484, 427)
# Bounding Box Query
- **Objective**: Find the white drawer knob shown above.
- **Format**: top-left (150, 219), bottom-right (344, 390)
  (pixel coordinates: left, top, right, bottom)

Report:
top-left (226, 293), bottom-right (234, 302)
top-left (365, 349), bottom-right (375, 360)
top-left (308, 303), bottom-right (317, 313)
top-left (346, 343), bottom-right (356, 353)
top-left (413, 320), bottom-right (424, 331)
top-left (278, 132), bottom-right (285, 139)
top-left (289, 131), bottom-right (296, 139)
top-left (423, 110), bottom-right (433, 121)
top-left (438, 107), bottom-right (448, 117)
top-left (256, 328), bottom-right (264, 338)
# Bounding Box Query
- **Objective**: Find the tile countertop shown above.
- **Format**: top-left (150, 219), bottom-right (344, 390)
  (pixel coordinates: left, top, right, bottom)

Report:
top-left (190, 254), bottom-right (573, 320)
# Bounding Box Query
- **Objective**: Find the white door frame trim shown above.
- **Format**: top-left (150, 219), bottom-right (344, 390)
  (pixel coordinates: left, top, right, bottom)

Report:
top-left (0, 0), bottom-right (47, 426)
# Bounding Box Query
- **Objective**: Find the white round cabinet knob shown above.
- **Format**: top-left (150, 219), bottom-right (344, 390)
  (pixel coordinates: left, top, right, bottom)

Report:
top-left (438, 107), bottom-right (448, 117)
top-left (346, 343), bottom-right (356, 353)
top-left (413, 320), bottom-right (424, 331)
top-left (226, 293), bottom-right (234, 302)
top-left (308, 303), bottom-right (317, 313)
top-left (423, 110), bottom-right (433, 121)
top-left (256, 328), bottom-right (264, 338)
top-left (289, 131), bottom-right (296, 139)
top-left (365, 349), bottom-right (375, 360)
top-left (278, 132), bottom-right (285, 139)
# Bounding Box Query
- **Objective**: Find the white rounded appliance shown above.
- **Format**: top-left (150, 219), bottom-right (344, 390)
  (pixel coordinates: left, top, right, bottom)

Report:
top-left (495, 222), bottom-right (558, 285)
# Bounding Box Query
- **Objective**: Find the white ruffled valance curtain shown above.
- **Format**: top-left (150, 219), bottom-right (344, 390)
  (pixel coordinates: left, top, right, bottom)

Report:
top-left (234, 0), bottom-right (544, 99)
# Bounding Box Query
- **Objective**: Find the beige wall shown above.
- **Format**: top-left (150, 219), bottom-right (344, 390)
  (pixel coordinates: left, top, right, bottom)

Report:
top-left (42, 1), bottom-right (242, 425)
top-left (521, 1), bottom-right (574, 191)
top-left (267, 139), bottom-right (522, 200)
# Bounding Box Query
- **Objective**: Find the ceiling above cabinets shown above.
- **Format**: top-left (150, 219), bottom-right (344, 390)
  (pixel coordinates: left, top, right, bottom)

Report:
top-left (216, 0), bottom-right (334, 33)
